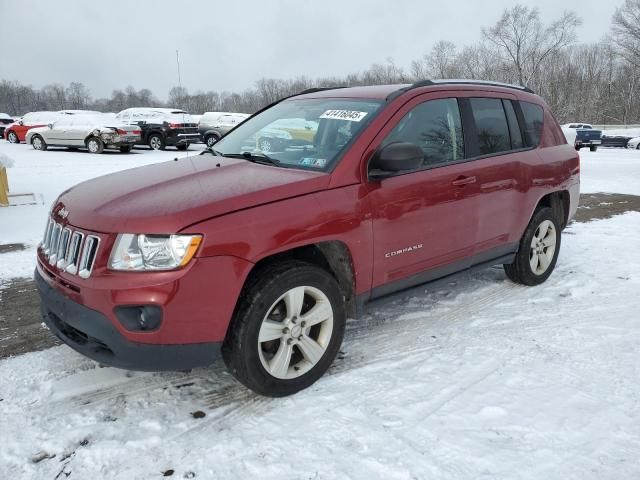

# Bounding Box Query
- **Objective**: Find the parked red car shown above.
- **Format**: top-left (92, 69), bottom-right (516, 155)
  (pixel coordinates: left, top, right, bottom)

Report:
top-left (4, 111), bottom-right (61, 143)
top-left (36, 81), bottom-right (579, 396)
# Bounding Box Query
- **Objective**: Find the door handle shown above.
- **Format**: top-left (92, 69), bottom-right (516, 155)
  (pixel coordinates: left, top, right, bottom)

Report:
top-left (451, 175), bottom-right (477, 187)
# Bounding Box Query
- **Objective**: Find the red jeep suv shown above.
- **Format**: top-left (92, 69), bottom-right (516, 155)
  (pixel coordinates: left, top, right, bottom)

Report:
top-left (36, 81), bottom-right (579, 396)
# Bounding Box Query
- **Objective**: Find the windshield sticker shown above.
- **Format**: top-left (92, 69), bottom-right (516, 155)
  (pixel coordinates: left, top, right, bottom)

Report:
top-left (300, 158), bottom-right (316, 166)
top-left (319, 110), bottom-right (368, 122)
top-left (313, 158), bottom-right (327, 168)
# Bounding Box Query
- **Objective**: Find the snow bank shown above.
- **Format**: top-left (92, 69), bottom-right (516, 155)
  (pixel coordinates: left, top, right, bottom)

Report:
top-left (0, 151), bottom-right (15, 168)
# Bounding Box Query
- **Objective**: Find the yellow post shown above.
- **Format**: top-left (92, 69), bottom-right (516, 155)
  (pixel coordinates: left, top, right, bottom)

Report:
top-left (0, 166), bottom-right (9, 206)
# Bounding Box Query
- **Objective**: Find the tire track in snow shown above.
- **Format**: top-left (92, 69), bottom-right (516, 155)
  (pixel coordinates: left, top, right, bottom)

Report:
top-left (41, 275), bottom-right (529, 424)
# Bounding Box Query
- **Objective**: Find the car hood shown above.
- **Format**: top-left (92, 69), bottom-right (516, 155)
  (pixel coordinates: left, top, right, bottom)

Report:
top-left (55, 154), bottom-right (329, 233)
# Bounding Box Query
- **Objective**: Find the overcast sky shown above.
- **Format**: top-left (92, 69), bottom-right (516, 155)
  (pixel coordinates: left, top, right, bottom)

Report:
top-left (0, 0), bottom-right (619, 99)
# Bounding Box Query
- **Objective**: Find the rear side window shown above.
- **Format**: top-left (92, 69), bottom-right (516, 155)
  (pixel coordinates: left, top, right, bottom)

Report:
top-left (469, 98), bottom-right (511, 155)
top-left (503, 100), bottom-right (524, 149)
top-left (382, 98), bottom-right (464, 168)
top-left (520, 101), bottom-right (544, 147)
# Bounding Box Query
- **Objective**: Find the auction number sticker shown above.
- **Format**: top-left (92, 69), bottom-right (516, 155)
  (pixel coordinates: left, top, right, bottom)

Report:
top-left (320, 110), bottom-right (368, 122)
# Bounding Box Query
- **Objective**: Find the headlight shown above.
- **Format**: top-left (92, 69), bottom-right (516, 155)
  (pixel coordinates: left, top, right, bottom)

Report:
top-left (109, 234), bottom-right (202, 271)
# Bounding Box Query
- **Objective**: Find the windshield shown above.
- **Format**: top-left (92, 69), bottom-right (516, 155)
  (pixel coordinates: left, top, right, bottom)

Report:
top-left (210, 98), bottom-right (383, 170)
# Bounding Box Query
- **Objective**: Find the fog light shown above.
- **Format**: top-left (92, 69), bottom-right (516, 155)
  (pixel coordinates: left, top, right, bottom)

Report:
top-left (114, 305), bottom-right (162, 332)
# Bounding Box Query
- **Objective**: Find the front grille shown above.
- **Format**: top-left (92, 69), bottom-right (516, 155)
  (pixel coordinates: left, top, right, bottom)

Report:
top-left (41, 217), bottom-right (100, 278)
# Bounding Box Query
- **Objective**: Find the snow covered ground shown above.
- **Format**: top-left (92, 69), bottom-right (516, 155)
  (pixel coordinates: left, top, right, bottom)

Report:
top-left (0, 142), bottom-right (205, 280)
top-left (1, 142), bottom-right (640, 479)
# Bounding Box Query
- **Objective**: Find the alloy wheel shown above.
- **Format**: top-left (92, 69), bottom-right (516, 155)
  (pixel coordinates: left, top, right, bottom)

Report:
top-left (259, 139), bottom-right (272, 152)
top-left (258, 286), bottom-right (334, 380)
top-left (529, 220), bottom-right (557, 275)
top-left (149, 136), bottom-right (161, 150)
top-left (32, 136), bottom-right (43, 150)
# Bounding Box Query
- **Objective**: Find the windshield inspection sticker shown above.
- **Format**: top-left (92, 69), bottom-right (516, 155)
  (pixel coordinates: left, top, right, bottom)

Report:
top-left (320, 110), bottom-right (368, 122)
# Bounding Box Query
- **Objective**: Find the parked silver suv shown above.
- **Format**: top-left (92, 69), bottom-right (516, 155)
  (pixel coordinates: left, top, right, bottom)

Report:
top-left (198, 112), bottom-right (250, 147)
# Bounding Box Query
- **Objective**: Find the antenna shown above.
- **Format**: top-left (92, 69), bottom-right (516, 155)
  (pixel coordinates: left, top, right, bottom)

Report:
top-left (176, 50), bottom-right (182, 90)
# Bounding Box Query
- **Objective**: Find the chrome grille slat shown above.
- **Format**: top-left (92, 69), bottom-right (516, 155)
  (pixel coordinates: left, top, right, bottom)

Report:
top-left (43, 219), bottom-right (54, 253)
top-left (48, 224), bottom-right (62, 265)
top-left (56, 228), bottom-right (72, 269)
top-left (78, 236), bottom-right (100, 279)
top-left (64, 231), bottom-right (84, 275)
top-left (40, 216), bottom-right (100, 279)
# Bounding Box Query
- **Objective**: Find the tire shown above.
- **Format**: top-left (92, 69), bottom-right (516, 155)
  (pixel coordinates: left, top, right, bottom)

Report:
top-left (574, 145), bottom-right (581, 151)
top-left (205, 134), bottom-right (219, 148)
top-left (636, 144), bottom-right (640, 150)
top-left (222, 261), bottom-right (346, 397)
top-left (31, 135), bottom-right (47, 151)
top-left (148, 134), bottom-right (165, 150)
top-left (7, 131), bottom-right (19, 143)
top-left (590, 145), bottom-right (598, 152)
top-left (119, 145), bottom-right (132, 153)
top-left (176, 143), bottom-right (189, 151)
top-left (504, 207), bottom-right (561, 286)
top-left (86, 137), bottom-right (104, 154)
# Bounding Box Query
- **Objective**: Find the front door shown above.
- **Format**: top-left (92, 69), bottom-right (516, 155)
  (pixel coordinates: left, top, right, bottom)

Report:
top-left (365, 96), bottom-right (480, 297)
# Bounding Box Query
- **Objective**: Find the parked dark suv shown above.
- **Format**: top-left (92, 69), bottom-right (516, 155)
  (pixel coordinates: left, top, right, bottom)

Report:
top-left (0, 113), bottom-right (15, 138)
top-left (115, 108), bottom-right (200, 150)
top-left (36, 80), bottom-right (579, 397)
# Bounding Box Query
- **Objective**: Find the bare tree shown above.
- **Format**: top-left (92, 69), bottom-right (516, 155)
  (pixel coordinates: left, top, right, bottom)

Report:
top-left (612, 0), bottom-right (640, 68)
top-left (65, 82), bottom-right (91, 109)
top-left (483, 5), bottom-right (581, 86)
top-left (427, 41), bottom-right (459, 78)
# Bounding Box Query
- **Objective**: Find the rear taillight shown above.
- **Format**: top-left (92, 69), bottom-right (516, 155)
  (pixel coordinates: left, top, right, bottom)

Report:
top-left (116, 129), bottom-right (127, 135)
top-left (132, 130), bottom-right (141, 135)
top-left (167, 122), bottom-right (181, 128)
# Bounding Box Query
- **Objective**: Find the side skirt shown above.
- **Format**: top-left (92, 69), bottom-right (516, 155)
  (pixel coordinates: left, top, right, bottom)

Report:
top-left (354, 244), bottom-right (517, 316)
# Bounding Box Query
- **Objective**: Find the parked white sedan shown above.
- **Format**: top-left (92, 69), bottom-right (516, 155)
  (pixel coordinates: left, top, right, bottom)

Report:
top-left (626, 136), bottom-right (640, 149)
top-left (25, 114), bottom-right (141, 153)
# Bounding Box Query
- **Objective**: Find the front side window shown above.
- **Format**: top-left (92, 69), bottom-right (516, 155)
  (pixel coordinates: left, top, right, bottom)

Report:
top-left (53, 117), bottom-right (74, 128)
top-left (520, 101), bottom-right (544, 147)
top-left (469, 98), bottom-right (511, 155)
top-left (210, 98), bottom-right (383, 171)
top-left (381, 98), bottom-right (464, 168)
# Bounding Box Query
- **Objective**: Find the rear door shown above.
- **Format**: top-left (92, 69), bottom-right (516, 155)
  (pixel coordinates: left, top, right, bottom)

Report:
top-left (459, 95), bottom-right (526, 256)
top-left (65, 116), bottom-right (93, 146)
top-left (366, 94), bottom-right (481, 296)
top-left (45, 116), bottom-right (74, 145)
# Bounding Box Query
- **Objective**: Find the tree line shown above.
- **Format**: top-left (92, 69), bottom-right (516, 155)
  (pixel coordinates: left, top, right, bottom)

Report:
top-left (1, 1), bottom-right (640, 125)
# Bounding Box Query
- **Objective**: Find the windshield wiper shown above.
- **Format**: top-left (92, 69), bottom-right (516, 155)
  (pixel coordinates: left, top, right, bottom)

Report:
top-left (222, 151), bottom-right (281, 167)
top-left (203, 146), bottom-right (224, 157)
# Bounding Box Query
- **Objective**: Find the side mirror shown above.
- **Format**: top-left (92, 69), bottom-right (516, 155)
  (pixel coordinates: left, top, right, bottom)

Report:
top-left (47, 123), bottom-right (53, 129)
top-left (369, 142), bottom-right (423, 180)
top-left (19, 120), bottom-right (24, 126)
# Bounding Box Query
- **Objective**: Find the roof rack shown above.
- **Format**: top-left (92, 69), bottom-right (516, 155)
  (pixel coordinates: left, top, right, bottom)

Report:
top-left (295, 87), bottom-right (347, 96)
top-left (386, 79), bottom-right (535, 101)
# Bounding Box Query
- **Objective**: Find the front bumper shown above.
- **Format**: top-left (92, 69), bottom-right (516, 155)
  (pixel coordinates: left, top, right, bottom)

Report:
top-left (36, 268), bottom-right (221, 371)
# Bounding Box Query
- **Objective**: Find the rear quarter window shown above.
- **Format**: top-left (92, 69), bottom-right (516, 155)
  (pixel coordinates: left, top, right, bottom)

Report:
top-left (520, 102), bottom-right (544, 147)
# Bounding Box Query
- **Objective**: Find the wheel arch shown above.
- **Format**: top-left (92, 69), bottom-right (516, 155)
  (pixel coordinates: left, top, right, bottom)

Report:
top-left (534, 190), bottom-right (570, 229)
top-left (238, 241), bottom-right (357, 320)
top-left (84, 133), bottom-right (103, 146)
top-left (204, 129), bottom-right (222, 140)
